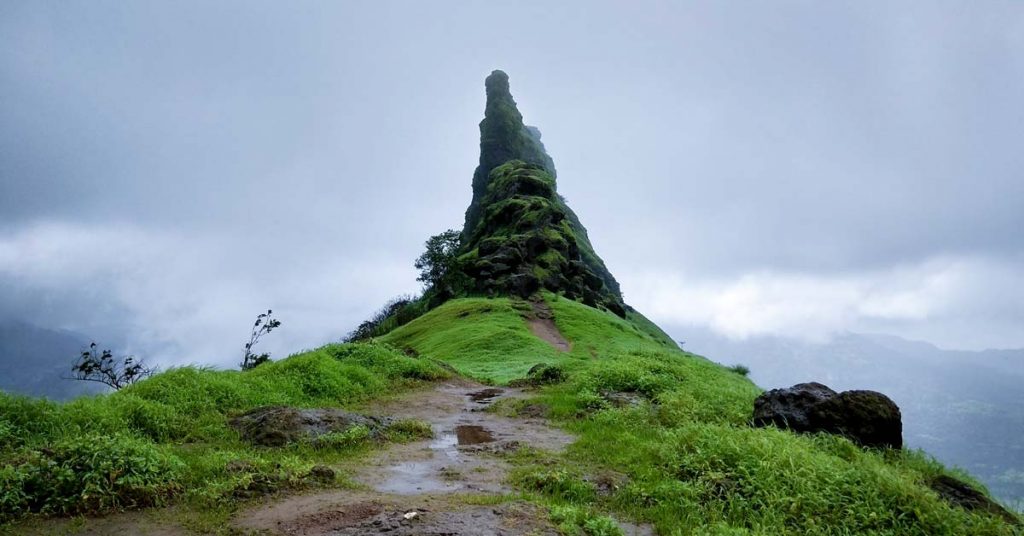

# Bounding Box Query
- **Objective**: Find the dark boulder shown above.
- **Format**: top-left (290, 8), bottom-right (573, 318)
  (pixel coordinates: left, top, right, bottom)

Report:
top-left (929, 474), bottom-right (1020, 525)
top-left (305, 464), bottom-right (337, 484)
top-left (229, 406), bottom-right (388, 447)
top-left (752, 382), bottom-right (837, 432)
top-left (752, 383), bottom-right (903, 449)
top-left (808, 390), bottom-right (902, 449)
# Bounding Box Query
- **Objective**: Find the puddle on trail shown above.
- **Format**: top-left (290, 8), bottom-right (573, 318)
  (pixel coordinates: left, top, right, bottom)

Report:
top-left (374, 459), bottom-right (461, 493)
top-left (376, 424), bottom-right (498, 494)
top-left (375, 389), bottom-right (505, 495)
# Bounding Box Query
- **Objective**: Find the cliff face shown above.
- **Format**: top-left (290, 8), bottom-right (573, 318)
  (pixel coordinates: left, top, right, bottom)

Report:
top-left (459, 70), bottom-right (625, 315)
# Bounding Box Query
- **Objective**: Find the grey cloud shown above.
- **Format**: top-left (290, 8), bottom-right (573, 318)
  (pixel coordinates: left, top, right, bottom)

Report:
top-left (1, 1), bottom-right (1022, 362)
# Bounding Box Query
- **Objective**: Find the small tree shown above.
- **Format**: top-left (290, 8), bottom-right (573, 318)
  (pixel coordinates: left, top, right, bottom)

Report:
top-left (415, 229), bottom-right (464, 292)
top-left (70, 343), bottom-right (155, 390)
top-left (241, 309), bottom-right (281, 370)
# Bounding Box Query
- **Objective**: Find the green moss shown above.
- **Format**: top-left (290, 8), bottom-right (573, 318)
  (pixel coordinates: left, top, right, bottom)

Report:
top-left (456, 70), bottom-right (624, 314)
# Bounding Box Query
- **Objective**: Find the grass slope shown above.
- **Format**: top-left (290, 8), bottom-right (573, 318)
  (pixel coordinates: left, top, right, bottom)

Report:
top-left (385, 294), bottom-right (1019, 535)
top-left (1, 295), bottom-right (1018, 534)
top-left (381, 297), bottom-right (561, 383)
top-left (0, 343), bottom-right (447, 527)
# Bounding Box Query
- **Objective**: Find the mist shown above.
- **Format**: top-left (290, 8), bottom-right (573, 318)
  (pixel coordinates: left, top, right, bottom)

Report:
top-left (2, 1), bottom-right (1023, 367)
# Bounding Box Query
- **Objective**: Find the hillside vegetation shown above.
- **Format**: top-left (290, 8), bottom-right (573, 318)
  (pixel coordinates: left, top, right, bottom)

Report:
top-left (383, 294), bottom-right (1018, 534)
top-left (2, 69), bottom-right (1019, 535)
top-left (0, 344), bottom-right (448, 529)
top-left (0, 295), bottom-right (1019, 534)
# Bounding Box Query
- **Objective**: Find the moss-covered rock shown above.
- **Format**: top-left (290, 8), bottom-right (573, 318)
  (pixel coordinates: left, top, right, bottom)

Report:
top-left (458, 71), bottom-right (624, 315)
top-left (459, 161), bottom-right (625, 314)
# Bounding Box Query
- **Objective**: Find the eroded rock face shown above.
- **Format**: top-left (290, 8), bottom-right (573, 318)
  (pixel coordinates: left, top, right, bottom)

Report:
top-left (928, 474), bottom-right (1020, 525)
top-left (457, 71), bottom-right (625, 315)
top-left (808, 390), bottom-right (902, 449)
top-left (229, 406), bottom-right (388, 447)
top-left (460, 161), bottom-right (626, 314)
top-left (752, 383), bottom-right (903, 449)
top-left (752, 382), bottom-right (837, 432)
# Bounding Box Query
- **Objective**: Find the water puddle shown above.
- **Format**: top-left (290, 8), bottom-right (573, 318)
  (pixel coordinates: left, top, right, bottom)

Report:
top-left (374, 460), bottom-right (460, 494)
top-left (376, 423), bottom-right (499, 494)
top-left (430, 431), bottom-right (459, 459)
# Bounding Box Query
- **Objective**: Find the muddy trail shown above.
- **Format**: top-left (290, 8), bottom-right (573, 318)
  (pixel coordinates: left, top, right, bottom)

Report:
top-left (526, 301), bottom-right (571, 352)
top-left (18, 382), bottom-right (652, 535)
top-left (234, 382), bottom-right (566, 535)
top-left (234, 381), bottom-right (652, 535)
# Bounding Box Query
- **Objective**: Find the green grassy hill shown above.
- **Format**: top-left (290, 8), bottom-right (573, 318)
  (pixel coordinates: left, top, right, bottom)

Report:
top-left (385, 295), bottom-right (1019, 534)
top-left (1, 294), bottom-right (1020, 534)
top-left (3, 69), bottom-right (1019, 535)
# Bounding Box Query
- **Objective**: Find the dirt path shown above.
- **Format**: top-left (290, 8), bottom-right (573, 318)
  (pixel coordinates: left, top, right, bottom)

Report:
top-left (527, 301), bottom-right (571, 352)
top-left (232, 381), bottom-right (577, 535)
top-left (19, 381), bottom-right (652, 535)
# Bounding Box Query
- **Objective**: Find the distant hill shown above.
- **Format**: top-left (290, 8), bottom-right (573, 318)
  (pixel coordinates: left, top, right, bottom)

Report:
top-left (0, 320), bottom-right (105, 400)
top-left (678, 327), bottom-right (1024, 507)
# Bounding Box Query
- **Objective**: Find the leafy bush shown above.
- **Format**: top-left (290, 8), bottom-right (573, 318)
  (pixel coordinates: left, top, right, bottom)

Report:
top-left (346, 295), bottom-right (428, 341)
top-left (308, 425), bottom-right (371, 450)
top-left (324, 342), bottom-right (449, 381)
top-left (0, 341), bottom-right (451, 523)
top-left (515, 468), bottom-right (596, 503)
top-left (240, 309), bottom-right (281, 370)
top-left (1, 434), bottom-right (182, 518)
top-left (727, 364), bottom-right (750, 377)
top-left (70, 343), bottom-right (155, 390)
top-left (550, 505), bottom-right (624, 536)
top-left (382, 419), bottom-right (434, 443)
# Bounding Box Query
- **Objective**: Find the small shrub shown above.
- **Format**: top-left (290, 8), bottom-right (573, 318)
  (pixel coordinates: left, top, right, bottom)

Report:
top-left (516, 468), bottom-right (597, 503)
top-left (70, 343), bottom-right (155, 390)
top-left (383, 419), bottom-right (434, 442)
top-left (550, 504), bottom-right (624, 536)
top-left (241, 309), bottom-right (281, 370)
top-left (529, 363), bottom-right (568, 384)
top-left (346, 295), bottom-right (427, 341)
top-left (728, 364), bottom-right (750, 377)
top-left (309, 425), bottom-right (371, 450)
top-left (2, 433), bottom-right (182, 517)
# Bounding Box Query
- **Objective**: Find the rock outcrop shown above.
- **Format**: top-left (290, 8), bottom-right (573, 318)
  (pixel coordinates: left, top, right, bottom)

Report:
top-left (751, 382), bottom-right (837, 432)
top-left (457, 70), bottom-right (625, 315)
top-left (752, 383), bottom-right (903, 449)
top-left (229, 406), bottom-right (388, 447)
top-left (928, 474), bottom-right (1020, 525)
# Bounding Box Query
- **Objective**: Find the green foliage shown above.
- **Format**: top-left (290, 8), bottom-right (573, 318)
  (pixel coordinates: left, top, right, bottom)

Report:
top-left (550, 505), bottom-right (624, 536)
top-left (456, 69), bottom-right (624, 314)
top-left (346, 295), bottom-right (428, 341)
top-left (71, 342), bottom-right (155, 390)
top-left (464, 70), bottom-right (558, 236)
top-left (382, 419), bottom-right (434, 443)
top-left (458, 161), bottom-right (626, 315)
top-left (381, 297), bottom-right (560, 383)
top-left (308, 425), bottom-right (371, 450)
top-left (515, 468), bottom-right (597, 503)
top-left (415, 229), bottom-right (469, 300)
top-left (1, 433), bottom-right (182, 518)
top-left (0, 341), bottom-right (448, 521)
top-left (728, 364), bottom-right (751, 377)
top-left (387, 295), bottom-right (1019, 534)
top-left (240, 309), bottom-right (281, 370)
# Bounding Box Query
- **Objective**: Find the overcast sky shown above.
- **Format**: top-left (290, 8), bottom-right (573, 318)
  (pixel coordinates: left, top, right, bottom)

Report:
top-left (1, 1), bottom-right (1022, 367)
